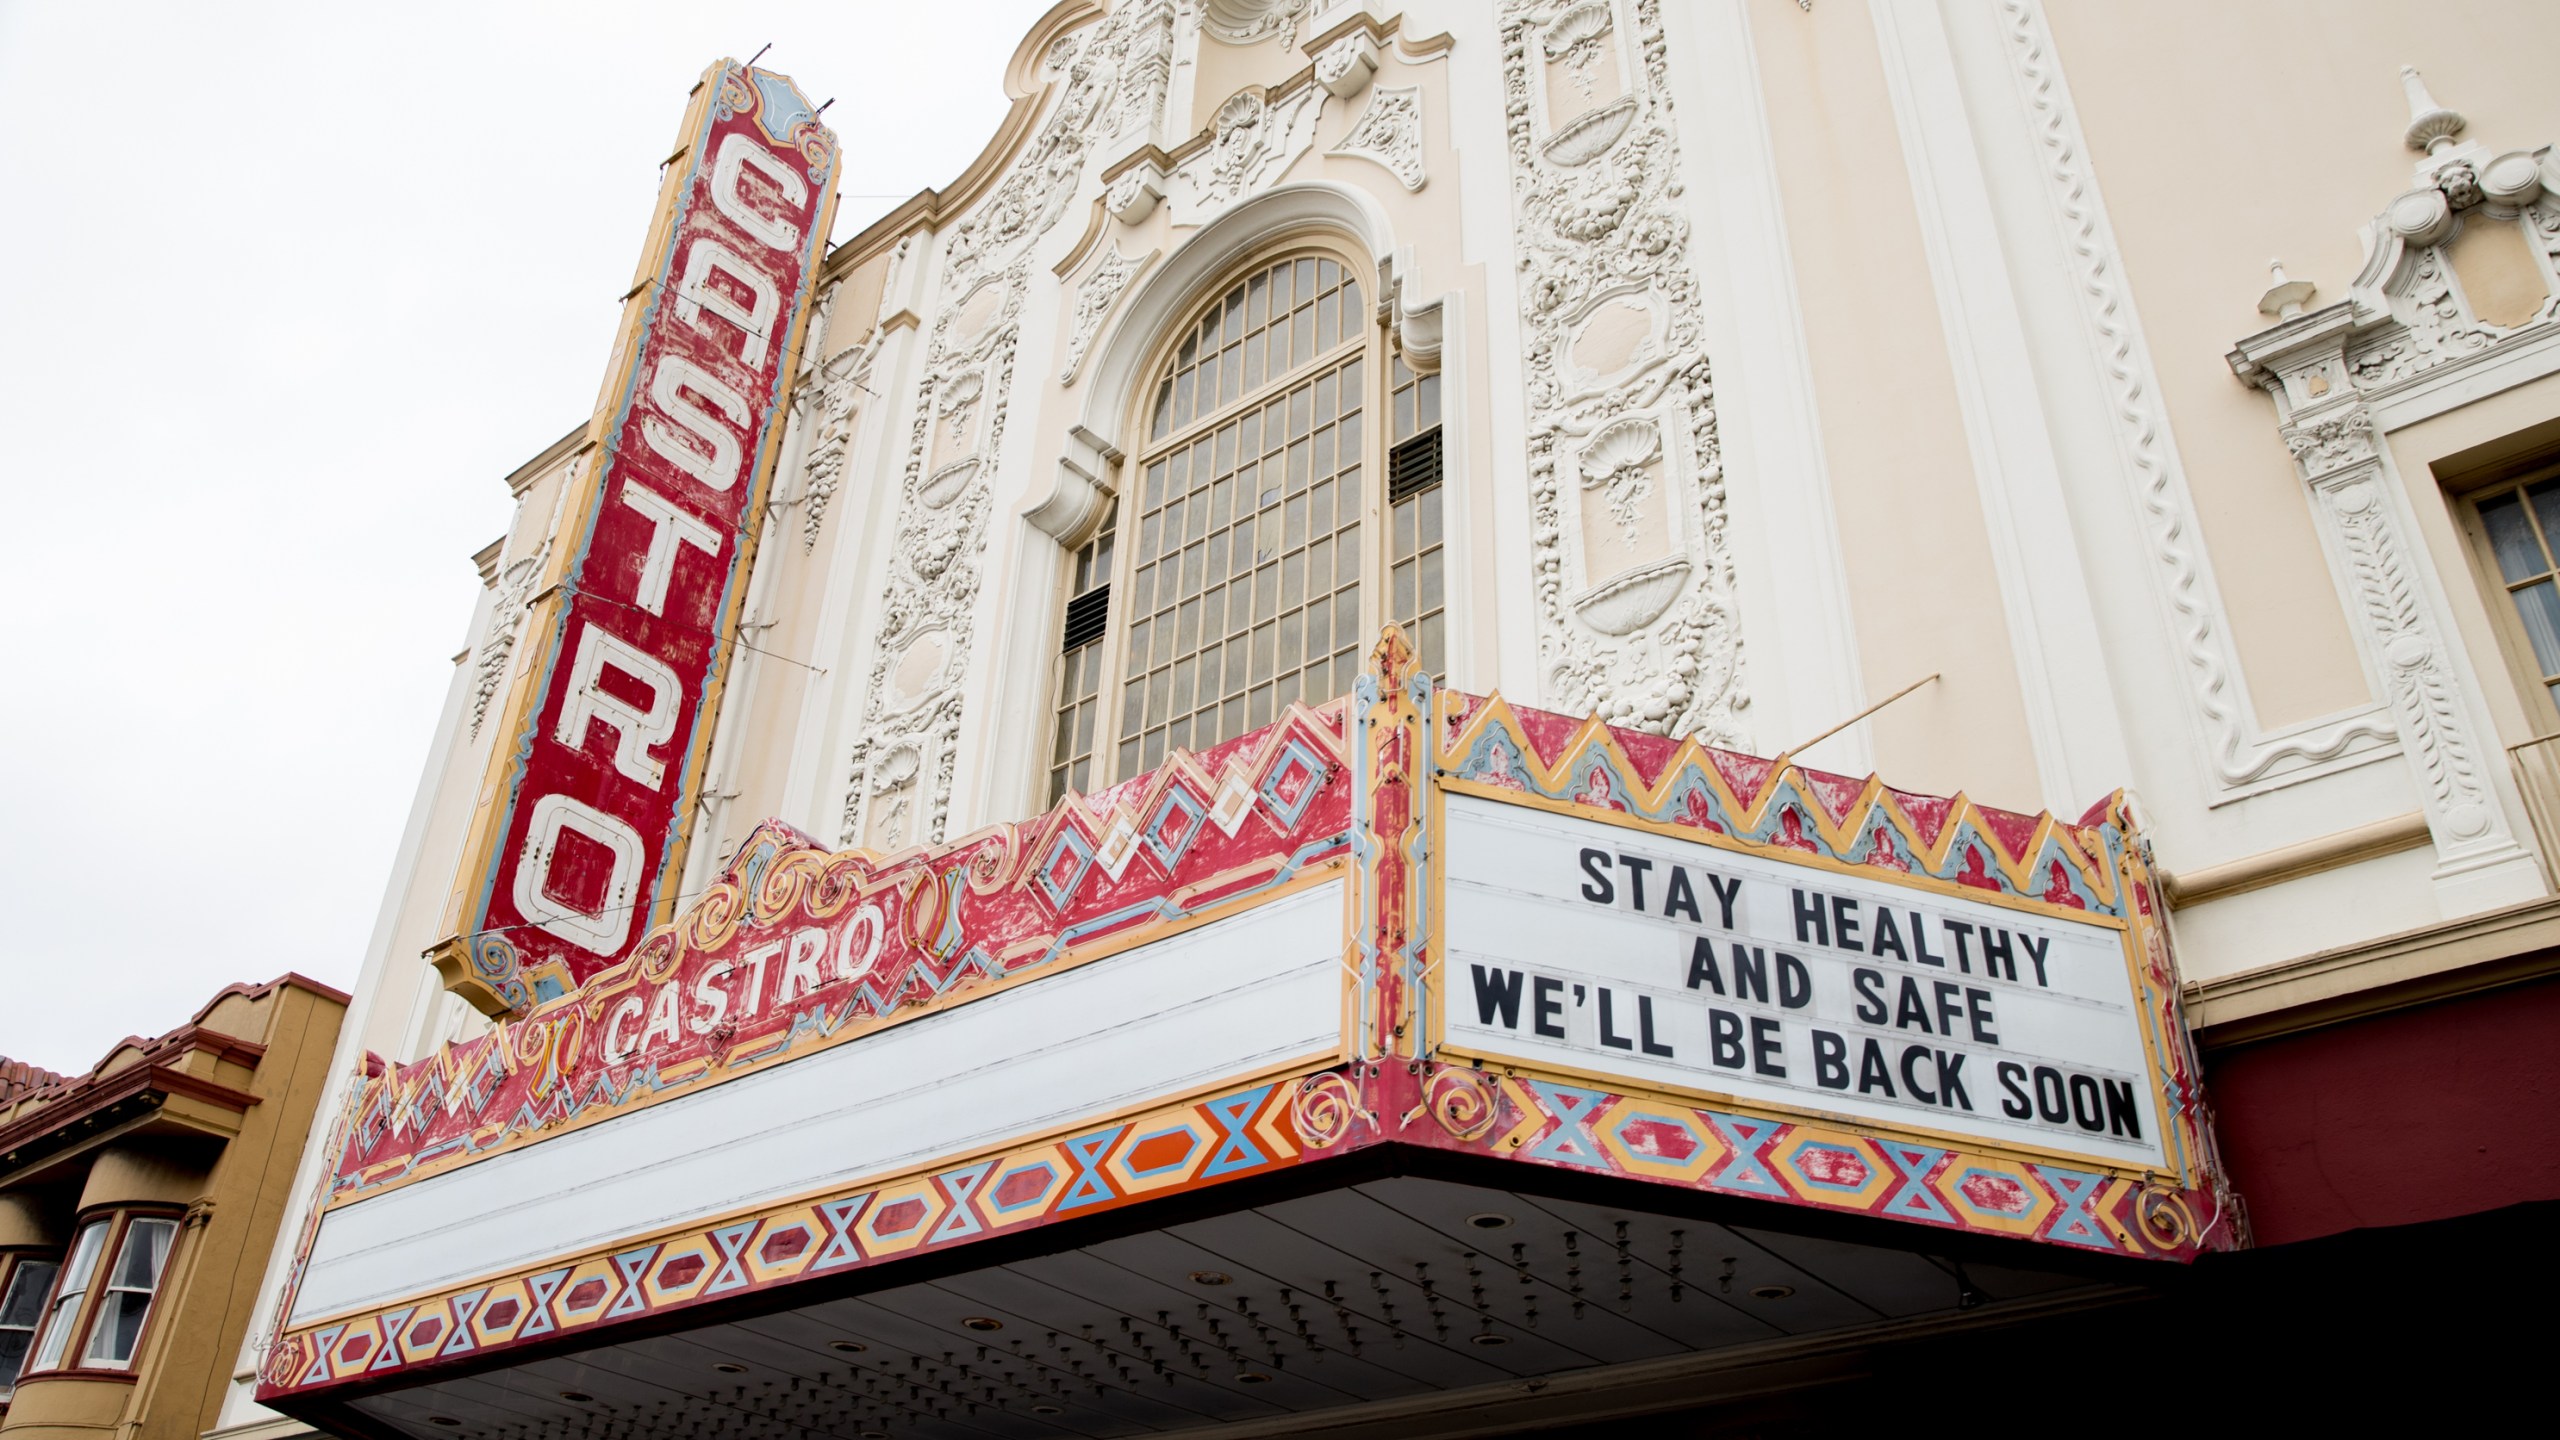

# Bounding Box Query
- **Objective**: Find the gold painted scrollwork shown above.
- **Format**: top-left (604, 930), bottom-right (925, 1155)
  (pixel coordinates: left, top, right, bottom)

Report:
top-left (1292, 1072), bottom-right (1365, 1150)
top-left (1424, 1065), bottom-right (1502, 1141)
top-left (2136, 1184), bottom-right (2199, 1251)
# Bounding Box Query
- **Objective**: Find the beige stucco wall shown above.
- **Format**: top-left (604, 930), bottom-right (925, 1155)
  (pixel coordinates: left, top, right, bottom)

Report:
top-left (1751, 1), bottom-right (2044, 807)
top-left (2043, 0), bottom-right (2560, 735)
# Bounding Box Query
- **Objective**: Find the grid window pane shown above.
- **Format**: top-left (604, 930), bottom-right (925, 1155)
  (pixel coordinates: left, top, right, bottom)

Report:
top-left (2478, 477), bottom-right (2560, 701)
top-left (1388, 355), bottom-right (1448, 680)
top-left (2483, 492), bottom-right (2548, 583)
top-left (2529, 479), bottom-right (2560, 554)
top-left (1047, 506), bottom-right (1119, 805)
top-left (2515, 579), bottom-right (2560, 676)
top-left (1119, 254), bottom-right (1367, 762)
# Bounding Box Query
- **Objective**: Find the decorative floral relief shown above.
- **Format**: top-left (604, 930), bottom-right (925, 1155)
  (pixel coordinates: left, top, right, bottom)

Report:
top-left (467, 556), bottom-right (541, 736)
top-left (1206, 92), bottom-right (1270, 201)
top-left (1199, 0), bottom-right (1314, 50)
top-left (1163, 81), bottom-right (1324, 224)
top-left (1061, 245), bottom-right (1150, 385)
top-left (1329, 84), bottom-right (1426, 192)
top-left (1579, 415), bottom-right (1659, 543)
top-left (1542, 2), bottom-right (1615, 94)
top-left (1315, 32), bottom-right (1379, 98)
top-left (843, 7), bottom-right (1154, 848)
top-left (1116, 0), bottom-right (1176, 143)
top-left (2280, 410), bottom-right (2377, 475)
top-left (797, 334), bottom-right (875, 554)
top-left (2348, 246), bottom-right (2499, 388)
top-left (2315, 461), bottom-right (2497, 846)
top-left (1502, 0), bottom-right (1744, 741)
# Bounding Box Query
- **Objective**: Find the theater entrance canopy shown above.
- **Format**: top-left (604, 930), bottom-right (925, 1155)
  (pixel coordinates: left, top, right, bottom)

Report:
top-left (260, 636), bottom-right (2231, 1437)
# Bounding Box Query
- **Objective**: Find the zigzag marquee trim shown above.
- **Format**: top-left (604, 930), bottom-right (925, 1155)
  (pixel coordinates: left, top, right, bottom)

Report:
top-left (260, 634), bottom-right (2234, 1404)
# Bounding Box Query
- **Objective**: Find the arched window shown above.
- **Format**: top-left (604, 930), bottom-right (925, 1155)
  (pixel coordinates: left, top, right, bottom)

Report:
top-left (1048, 249), bottom-right (1385, 801)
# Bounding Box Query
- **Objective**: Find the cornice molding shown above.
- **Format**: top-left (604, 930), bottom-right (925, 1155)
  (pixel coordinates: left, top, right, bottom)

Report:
top-left (2186, 894), bottom-right (2560, 1048)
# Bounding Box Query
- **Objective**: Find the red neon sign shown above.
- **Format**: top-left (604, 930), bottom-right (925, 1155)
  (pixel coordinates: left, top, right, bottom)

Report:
top-left (431, 63), bottom-right (839, 1014)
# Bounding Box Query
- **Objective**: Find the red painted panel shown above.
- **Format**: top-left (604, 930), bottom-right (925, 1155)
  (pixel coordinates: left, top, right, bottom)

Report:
top-left (325, 703), bottom-right (1353, 1196)
top-left (2208, 975), bottom-right (2560, 1245)
top-left (451, 64), bottom-right (841, 1007)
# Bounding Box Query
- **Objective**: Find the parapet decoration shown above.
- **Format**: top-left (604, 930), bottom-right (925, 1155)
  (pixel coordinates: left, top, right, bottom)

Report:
top-left (795, 323), bottom-right (876, 555)
top-left (842, 4), bottom-right (1173, 854)
top-left (1201, 0), bottom-right (1318, 51)
top-left (1501, 0), bottom-right (1745, 742)
top-left (1328, 83), bottom-right (1426, 191)
top-left (2226, 65), bottom-right (2555, 905)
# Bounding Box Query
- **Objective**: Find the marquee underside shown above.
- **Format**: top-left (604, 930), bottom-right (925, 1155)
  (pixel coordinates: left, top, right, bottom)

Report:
top-left (296, 1159), bottom-right (2125, 1440)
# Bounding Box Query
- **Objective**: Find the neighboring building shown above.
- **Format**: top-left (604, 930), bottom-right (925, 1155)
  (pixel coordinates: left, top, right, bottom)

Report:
top-left (0, 976), bottom-right (347, 1440)
top-left (217, 2), bottom-right (2560, 1434)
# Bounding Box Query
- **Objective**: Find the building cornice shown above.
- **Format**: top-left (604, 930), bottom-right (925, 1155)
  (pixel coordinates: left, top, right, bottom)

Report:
top-left (2185, 894), bottom-right (2560, 1048)
top-left (0, 1062), bottom-right (264, 1178)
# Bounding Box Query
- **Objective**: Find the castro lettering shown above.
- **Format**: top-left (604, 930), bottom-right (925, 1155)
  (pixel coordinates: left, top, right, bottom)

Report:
top-left (436, 64), bottom-right (839, 1011)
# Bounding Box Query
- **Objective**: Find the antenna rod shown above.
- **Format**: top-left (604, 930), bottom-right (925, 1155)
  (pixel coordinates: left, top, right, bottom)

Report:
top-left (1787, 674), bottom-right (1941, 758)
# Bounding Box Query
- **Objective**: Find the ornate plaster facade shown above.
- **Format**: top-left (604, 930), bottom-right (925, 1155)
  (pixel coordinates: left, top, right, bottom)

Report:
top-left (217, 4), bottom-right (2560, 1431)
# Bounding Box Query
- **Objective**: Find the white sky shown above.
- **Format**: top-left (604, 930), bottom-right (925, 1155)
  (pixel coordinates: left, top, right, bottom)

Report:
top-left (0, 1), bottom-right (1056, 1073)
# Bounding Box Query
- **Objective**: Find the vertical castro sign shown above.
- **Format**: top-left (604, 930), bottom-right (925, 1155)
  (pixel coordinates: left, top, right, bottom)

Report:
top-left (432, 62), bottom-right (840, 1015)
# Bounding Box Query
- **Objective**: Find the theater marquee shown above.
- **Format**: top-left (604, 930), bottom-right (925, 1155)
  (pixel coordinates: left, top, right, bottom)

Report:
top-left (259, 638), bottom-right (2232, 1406)
top-left (430, 60), bottom-right (841, 1016)
top-left (1443, 795), bottom-right (2164, 1171)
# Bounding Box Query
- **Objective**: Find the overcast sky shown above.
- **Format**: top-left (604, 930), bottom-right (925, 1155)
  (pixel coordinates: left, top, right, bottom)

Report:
top-left (0, 1), bottom-right (1055, 1074)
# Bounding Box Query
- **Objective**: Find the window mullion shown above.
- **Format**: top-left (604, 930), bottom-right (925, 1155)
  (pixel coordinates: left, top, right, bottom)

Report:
top-left (1080, 250), bottom-right (1376, 787)
top-left (1093, 502), bottom-right (1139, 793)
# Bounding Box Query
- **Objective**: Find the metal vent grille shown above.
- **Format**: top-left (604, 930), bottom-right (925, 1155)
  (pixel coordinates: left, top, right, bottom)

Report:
top-left (1061, 584), bottom-right (1111, 650)
top-left (1389, 428), bottom-right (1443, 503)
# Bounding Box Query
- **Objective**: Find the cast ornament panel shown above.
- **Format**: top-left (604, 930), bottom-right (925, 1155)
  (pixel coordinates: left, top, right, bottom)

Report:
top-left (2307, 451), bottom-right (2502, 852)
top-left (2224, 65), bottom-right (2555, 887)
top-left (2339, 165), bottom-right (2560, 392)
top-left (1164, 86), bottom-right (1327, 225)
top-left (1501, 0), bottom-right (1745, 742)
top-left (467, 555), bottom-right (541, 738)
top-left (1199, 0), bottom-right (1315, 51)
top-left (1061, 245), bottom-right (1154, 386)
top-left (1328, 84), bottom-right (1426, 192)
top-left (843, 8), bottom-right (1155, 850)
top-left (797, 333), bottom-right (876, 554)
top-left (1315, 30), bottom-right (1381, 99)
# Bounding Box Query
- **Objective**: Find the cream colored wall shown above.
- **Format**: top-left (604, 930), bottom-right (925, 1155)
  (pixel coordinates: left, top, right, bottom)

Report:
top-left (1750, 1), bottom-right (2044, 807)
top-left (1188, 34), bottom-right (1289, 134)
top-left (824, 249), bottom-right (895, 361)
top-left (2041, 1), bottom-right (2560, 733)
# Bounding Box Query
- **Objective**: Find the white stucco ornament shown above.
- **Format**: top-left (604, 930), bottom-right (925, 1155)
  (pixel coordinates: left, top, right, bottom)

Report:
top-left (1329, 85), bottom-right (1425, 191)
top-left (1315, 31), bottom-right (1380, 99)
top-left (1501, 0), bottom-right (1745, 742)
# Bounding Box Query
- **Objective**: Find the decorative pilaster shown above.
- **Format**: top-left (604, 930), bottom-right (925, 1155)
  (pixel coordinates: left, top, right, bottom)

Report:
top-left (2224, 66), bottom-right (2560, 910)
top-left (1350, 627), bottom-right (1431, 1060)
top-left (2234, 308), bottom-right (2537, 900)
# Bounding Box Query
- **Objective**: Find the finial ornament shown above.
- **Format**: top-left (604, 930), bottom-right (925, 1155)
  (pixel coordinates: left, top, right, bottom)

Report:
top-left (2400, 65), bottom-right (2465, 155)
top-left (2258, 258), bottom-right (2316, 320)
